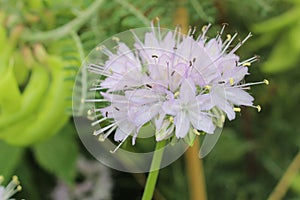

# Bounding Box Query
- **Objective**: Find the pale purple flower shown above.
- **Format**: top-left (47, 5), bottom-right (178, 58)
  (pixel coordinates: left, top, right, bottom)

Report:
top-left (86, 22), bottom-right (268, 151)
top-left (162, 79), bottom-right (214, 138)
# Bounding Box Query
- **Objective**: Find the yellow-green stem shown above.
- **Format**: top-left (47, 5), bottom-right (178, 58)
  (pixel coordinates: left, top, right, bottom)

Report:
top-left (267, 150), bottom-right (300, 200)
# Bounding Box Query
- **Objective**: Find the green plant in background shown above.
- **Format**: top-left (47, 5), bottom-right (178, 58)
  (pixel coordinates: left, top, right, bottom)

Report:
top-left (251, 0), bottom-right (300, 73)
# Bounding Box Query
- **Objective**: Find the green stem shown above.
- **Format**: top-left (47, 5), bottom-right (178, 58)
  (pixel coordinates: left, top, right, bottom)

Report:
top-left (21, 0), bottom-right (105, 42)
top-left (142, 140), bottom-right (166, 200)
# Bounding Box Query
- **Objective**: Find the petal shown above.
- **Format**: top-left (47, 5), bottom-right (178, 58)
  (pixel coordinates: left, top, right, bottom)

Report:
top-left (189, 111), bottom-right (215, 134)
top-left (226, 87), bottom-right (254, 106)
top-left (114, 121), bottom-right (134, 141)
top-left (223, 102), bottom-right (235, 121)
top-left (125, 89), bottom-right (160, 104)
top-left (162, 100), bottom-right (180, 115)
top-left (180, 79), bottom-right (195, 103)
top-left (114, 128), bottom-right (128, 142)
top-left (134, 104), bottom-right (160, 127)
top-left (174, 111), bottom-right (190, 138)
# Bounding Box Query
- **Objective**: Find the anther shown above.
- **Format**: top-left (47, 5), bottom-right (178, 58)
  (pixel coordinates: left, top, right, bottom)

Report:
top-left (243, 62), bottom-right (251, 67)
top-left (146, 84), bottom-right (152, 88)
top-left (256, 105), bottom-right (261, 112)
top-left (174, 91), bottom-right (180, 98)
top-left (205, 85), bottom-right (211, 90)
top-left (229, 78), bottom-right (234, 86)
top-left (12, 176), bottom-right (19, 184)
top-left (263, 79), bottom-right (269, 85)
top-left (17, 185), bottom-right (22, 191)
top-left (169, 116), bottom-right (174, 123)
top-left (193, 129), bottom-right (201, 135)
top-left (221, 115), bottom-right (225, 123)
top-left (234, 107), bottom-right (241, 112)
top-left (226, 34), bottom-right (231, 41)
top-left (112, 36), bottom-right (120, 42)
top-left (87, 109), bottom-right (94, 116)
top-left (98, 134), bottom-right (106, 142)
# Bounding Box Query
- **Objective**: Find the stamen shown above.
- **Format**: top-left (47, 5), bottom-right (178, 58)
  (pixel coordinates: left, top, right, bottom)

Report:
top-left (99, 45), bottom-right (114, 57)
top-left (221, 33), bottom-right (238, 54)
top-left (234, 80), bottom-right (269, 88)
top-left (198, 23), bottom-right (211, 41)
top-left (85, 99), bottom-right (108, 103)
top-left (229, 32), bottom-right (252, 54)
top-left (91, 117), bottom-right (108, 126)
top-left (169, 116), bottom-right (174, 123)
top-left (174, 91), bottom-right (180, 98)
top-left (239, 55), bottom-right (259, 66)
top-left (110, 135), bottom-right (130, 153)
top-left (89, 87), bottom-right (106, 91)
top-left (100, 125), bottom-right (117, 141)
top-left (93, 123), bottom-right (116, 135)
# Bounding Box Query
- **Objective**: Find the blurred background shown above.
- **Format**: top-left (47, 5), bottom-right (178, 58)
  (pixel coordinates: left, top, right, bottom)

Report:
top-left (0, 0), bottom-right (300, 199)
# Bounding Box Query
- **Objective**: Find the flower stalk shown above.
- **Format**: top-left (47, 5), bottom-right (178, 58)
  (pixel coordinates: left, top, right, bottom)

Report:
top-left (142, 140), bottom-right (166, 200)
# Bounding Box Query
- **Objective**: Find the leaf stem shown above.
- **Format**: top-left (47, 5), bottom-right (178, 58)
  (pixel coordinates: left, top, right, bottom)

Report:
top-left (142, 140), bottom-right (166, 200)
top-left (21, 0), bottom-right (105, 42)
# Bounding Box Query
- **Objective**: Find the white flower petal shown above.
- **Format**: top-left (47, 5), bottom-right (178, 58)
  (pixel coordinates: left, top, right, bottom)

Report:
top-left (180, 79), bottom-right (195, 103)
top-left (226, 87), bottom-right (254, 106)
top-left (162, 100), bottom-right (180, 115)
top-left (189, 111), bottom-right (215, 134)
top-left (174, 111), bottom-right (190, 138)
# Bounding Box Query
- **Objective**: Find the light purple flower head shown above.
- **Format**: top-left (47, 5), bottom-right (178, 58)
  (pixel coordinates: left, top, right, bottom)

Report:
top-left (86, 22), bottom-right (268, 152)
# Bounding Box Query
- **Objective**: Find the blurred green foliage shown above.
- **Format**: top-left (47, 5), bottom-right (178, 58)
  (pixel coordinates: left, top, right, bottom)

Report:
top-left (0, 0), bottom-right (300, 199)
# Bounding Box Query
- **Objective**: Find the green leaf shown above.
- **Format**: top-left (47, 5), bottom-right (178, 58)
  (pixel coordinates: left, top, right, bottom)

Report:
top-left (261, 25), bottom-right (300, 73)
top-left (0, 140), bottom-right (23, 178)
top-left (252, 7), bottom-right (300, 34)
top-left (32, 123), bottom-right (78, 184)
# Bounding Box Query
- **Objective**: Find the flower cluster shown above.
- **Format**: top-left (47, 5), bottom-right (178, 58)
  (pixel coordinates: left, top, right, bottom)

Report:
top-left (0, 175), bottom-right (22, 200)
top-left (86, 23), bottom-right (268, 150)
